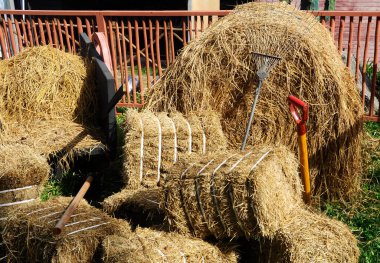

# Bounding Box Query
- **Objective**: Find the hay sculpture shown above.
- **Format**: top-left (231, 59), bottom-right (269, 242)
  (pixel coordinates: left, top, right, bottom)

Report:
top-left (146, 2), bottom-right (363, 200)
top-left (161, 145), bottom-right (359, 262)
top-left (102, 228), bottom-right (237, 263)
top-left (0, 46), bottom-right (104, 165)
top-left (123, 109), bottom-right (227, 189)
top-left (0, 144), bottom-right (50, 220)
top-left (1, 197), bottom-right (130, 263)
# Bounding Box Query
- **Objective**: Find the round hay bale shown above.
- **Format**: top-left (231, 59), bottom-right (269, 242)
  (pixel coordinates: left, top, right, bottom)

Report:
top-left (1, 197), bottom-right (130, 262)
top-left (102, 228), bottom-right (237, 263)
top-left (0, 45), bottom-right (96, 123)
top-left (161, 146), bottom-right (359, 262)
top-left (0, 144), bottom-right (50, 220)
top-left (146, 2), bottom-right (363, 200)
top-left (123, 109), bottom-right (227, 189)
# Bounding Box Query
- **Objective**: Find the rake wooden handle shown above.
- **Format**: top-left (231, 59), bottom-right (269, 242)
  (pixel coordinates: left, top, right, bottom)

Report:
top-left (53, 175), bottom-right (94, 235)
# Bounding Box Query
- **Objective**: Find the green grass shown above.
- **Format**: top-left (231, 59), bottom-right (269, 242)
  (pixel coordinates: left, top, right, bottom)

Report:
top-left (323, 122), bottom-right (380, 262)
top-left (40, 171), bottom-right (84, 201)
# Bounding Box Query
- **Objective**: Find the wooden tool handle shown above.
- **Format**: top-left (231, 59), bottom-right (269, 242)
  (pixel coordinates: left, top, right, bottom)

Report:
top-left (53, 175), bottom-right (94, 235)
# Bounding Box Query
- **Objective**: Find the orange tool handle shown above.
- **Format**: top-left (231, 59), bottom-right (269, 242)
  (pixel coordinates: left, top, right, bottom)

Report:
top-left (288, 95), bottom-right (308, 135)
top-left (288, 95), bottom-right (311, 204)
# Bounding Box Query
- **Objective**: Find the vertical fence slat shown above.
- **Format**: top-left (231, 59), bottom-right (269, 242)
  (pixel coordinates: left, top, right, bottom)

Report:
top-left (127, 19), bottom-right (137, 104)
top-left (188, 16), bottom-right (193, 41)
top-left (45, 19), bottom-right (53, 45)
top-left (121, 20), bottom-right (129, 103)
top-left (347, 16), bottom-right (354, 68)
top-left (20, 19), bottom-right (29, 47)
top-left (362, 16), bottom-right (372, 108)
top-left (8, 18), bottom-right (17, 54)
top-left (108, 19), bottom-right (119, 88)
top-left (182, 18), bottom-right (187, 47)
top-left (57, 20), bottom-right (65, 50)
top-left (77, 17), bottom-right (83, 36)
top-left (194, 16), bottom-right (198, 38)
top-left (330, 16), bottom-right (336, 40)
top-left (338, 16), bottom-right (345, 54)
top-left (63, 19), bottom-right (71, 53)
top-left (169, 20), bottom-right (175, 63)
top-left (52, 20), bottom-right (59, 49)
top-left (356, 16), bottom-right (363, 82)
top-left (70, 19), bottom-right (76, 53)
top-left (37, 18), bottom-right (45, 45)
top-left (142, 20), bottom-right (151, 90)
top-left (26, 19), bottom-right (34, 47)
top-left (149, 19), bottom-right (157, 84)
top-left (134, 19), bottom-right (143, 104)
top-left (31, 18), bottom-right (39, 46)
top-left (14, 18), bottom-right (23, 52)
top-left (115, 21), bottom-right (124, 88)
top-left (163, 20), bottom-right (170, 66)
top-left (85, 18), bottom-right (91, 38)
top-left (0, 20), bottom-right (8, 59)
top-left (369, 17), bottom-right (380, 116)
top-left (320, 16), bottom-right (325, 26)
top-left (155, 19), bottom-right (162, 77)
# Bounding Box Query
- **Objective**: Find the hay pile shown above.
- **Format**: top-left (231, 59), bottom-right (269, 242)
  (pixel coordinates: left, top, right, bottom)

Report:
top-left (102, 228), bottom-right (237, 263)
top-left (161, 145), bottom-right (359, 262)
top-left (123, 109), bottom-right (227, 189)
top-left (0, 144), bottom-right (50, 220)
top-left (2, 196), bottom-right (237, 262)
top-left (0, 46), bottom-right (104, 164)
top-left (146, 2), bottom-right (363, 200)
top-left (0, 45), bottom-right (96, 123)
top-left (1, 197), bottom-right (130, 262)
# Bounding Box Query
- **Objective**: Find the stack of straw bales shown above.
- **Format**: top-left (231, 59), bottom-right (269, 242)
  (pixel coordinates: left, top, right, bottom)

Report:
top-left (123, 109), bottom-right (227, 189)
top-left (0, 144), bottom-right (50, 220)
top-left (146, 2), bottom-right (363, 200)
top-left (2, 197), bottom-right (237, 262)
top-left (161, 145), bottom-right (359, 262)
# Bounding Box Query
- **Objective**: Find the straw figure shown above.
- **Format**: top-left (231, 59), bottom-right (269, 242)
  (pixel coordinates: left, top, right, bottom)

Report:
top-left (146, 2), bottom-right (363, 200)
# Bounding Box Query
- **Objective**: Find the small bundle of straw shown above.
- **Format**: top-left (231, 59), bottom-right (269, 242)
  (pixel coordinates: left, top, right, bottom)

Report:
top-left (0, 144), bottom-right (50, 220)
top-left (1, 197), bottom-right (130, 262)
top-left (123, 110), bottom-right (227, 189)
top-left (101, 227), bottom-right (237, 263)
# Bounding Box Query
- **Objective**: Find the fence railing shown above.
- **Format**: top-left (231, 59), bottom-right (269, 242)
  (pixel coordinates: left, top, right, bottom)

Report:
top-left (0, 10), bottom-right (378, 121)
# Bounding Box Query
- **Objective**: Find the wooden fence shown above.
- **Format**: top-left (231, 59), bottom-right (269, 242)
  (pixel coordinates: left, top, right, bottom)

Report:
top-left (0, 10), bottom-right (378, 120)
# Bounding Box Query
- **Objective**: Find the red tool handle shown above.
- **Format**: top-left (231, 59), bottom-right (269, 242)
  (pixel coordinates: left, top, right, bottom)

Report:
top-left (288, 95), bottom-right (308, 135)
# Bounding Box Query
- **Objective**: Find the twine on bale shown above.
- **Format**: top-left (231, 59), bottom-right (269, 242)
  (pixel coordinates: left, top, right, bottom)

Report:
top-left (123, 110), bottom-right (227, 189)
top-left (146, 1), bottom-right (363, 200)
top-left (161, 145), bottom-right (359, 262)
top-left (1, 197), bottom-right (131, 263)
